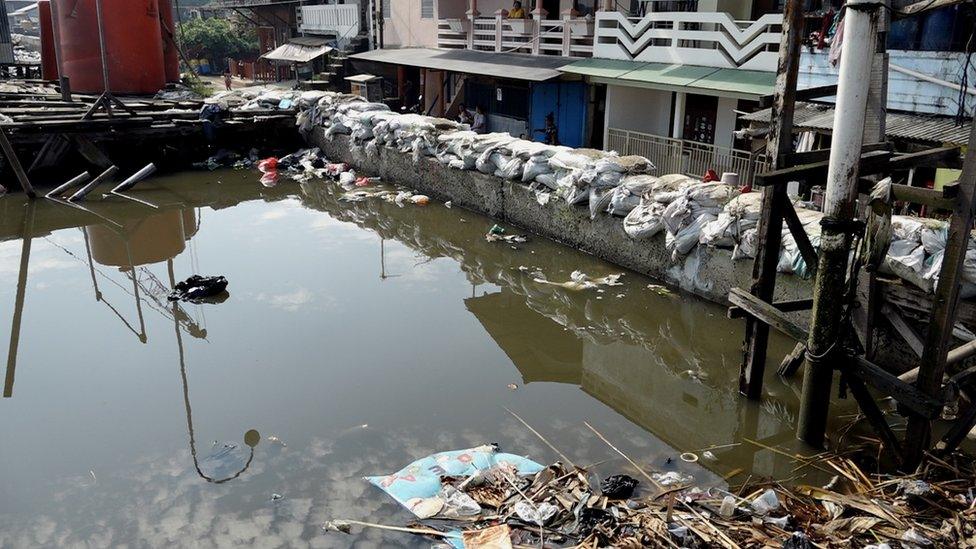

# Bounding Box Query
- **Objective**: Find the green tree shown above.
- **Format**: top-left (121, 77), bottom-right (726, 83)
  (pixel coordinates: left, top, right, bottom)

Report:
top-left (179, 17), bottom-right (258, 65)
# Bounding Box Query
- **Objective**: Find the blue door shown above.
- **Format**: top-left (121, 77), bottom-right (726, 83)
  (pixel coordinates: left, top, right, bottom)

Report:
top-left (529, 81), bottom-right (587, 148)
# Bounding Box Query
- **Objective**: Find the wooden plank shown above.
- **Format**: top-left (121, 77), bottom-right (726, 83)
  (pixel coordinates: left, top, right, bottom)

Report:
top-left (738, 0), bottom-right (805, 400)
top-left (851, 357), bottom-right (944, 420)
top-left (754, 150), bottom-right (892, 187)
top-left (0, 128), bottom-right (36, 198)
top-left (781, 203), bottom-right (818, 272)
top-left (780, 141), bottom-right (889, 167)
top-left (903, 121), bottom-right (976, 469)
top-left (728, 297), bottom-right (813, 319)
top-left (889, 146), bottom-right (963, 170)
top-left (896, 0), bottom-right (967, 18)
top-left (880, 280), bottom-right (976, 327)
top-left (884, 304), bottom-right (924, 358)
top-left (777, 342), bottom-right (807, 377)
top-left (758, 83), bottom-right (838, 109)
top-left (730, 287), bottom-right (810, 344)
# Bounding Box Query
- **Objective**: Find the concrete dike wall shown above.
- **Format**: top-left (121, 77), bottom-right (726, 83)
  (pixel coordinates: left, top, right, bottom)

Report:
top-left (310, 128), bottom-right (812, 307)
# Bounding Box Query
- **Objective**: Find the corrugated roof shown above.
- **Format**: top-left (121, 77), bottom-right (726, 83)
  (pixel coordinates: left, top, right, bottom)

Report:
top-left (261, 41), bottom-right (332, 64)
top-left (350, 48), bottom-right (572, 82)
top-left (559, 59), bottom-right (775, 100)
top-left (741, 101), bottom-right (973, 145)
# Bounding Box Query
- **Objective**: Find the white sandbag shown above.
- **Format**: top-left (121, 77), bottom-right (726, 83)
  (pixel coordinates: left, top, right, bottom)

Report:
top-left (496, 157), bottom-right (525, 180)
top-left (623, 202), bottom-right (667, 239)
top-left (669, 213), bottom-right (716, 258)
top-left (522, 157), bottom-right (553, 182)
top-left (534, 173), bottom-right (557, 189)
top-left (589, 188), bottom-right (614, 219)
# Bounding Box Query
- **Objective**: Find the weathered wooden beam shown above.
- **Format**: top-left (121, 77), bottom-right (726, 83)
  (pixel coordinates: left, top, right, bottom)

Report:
top-left (903, 121), bottom-right (976, 469)
top-left (728, 297), bottom-right (813, 319)
top-left (846, 373), bottom-right (904, 463)
top-left (754, 150), bottom-right (892, 187)
top-left (884, 304), bottom-right (924, 358)
top-left (758, 83), bottom-right (838, 109)
top-left (852, 357), bottom-right (944, 419)
top-left (777, 342), bottom-right (807, 377)
top-left (780, 141), bottom-right (890, 167)
top-left (889, 146), bottom-right (963, 170)
top-left (0, 127), bottom-right (36, 198)
top-left (730, 288), bottom-right (810, 344)
top-left (896, 0), bottom-right (967, 18)
top-left (880, 280), bottom-right (976, 327)
top-left (738, 0), bottom-right (804, 400)
top-left (781, 204), bottom-right (818, 272)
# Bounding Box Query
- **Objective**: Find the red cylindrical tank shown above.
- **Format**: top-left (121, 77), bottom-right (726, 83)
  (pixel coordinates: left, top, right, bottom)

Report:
top-left (55, 0), bottom-right (166, 94)
top-left (38, 1), bottom-right (59, 81)
top-left (157, 0), bottom-right (180, 82)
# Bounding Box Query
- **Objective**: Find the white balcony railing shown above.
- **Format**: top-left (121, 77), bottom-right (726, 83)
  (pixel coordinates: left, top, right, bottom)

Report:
top-left (438, 12), bottom-right (594, 58)
top-left (594, 11), bottom-right (783, 71)
top-left (300, 4), bottom-right (360, 39)
top-left (607, 128), bottom-right (767, 185)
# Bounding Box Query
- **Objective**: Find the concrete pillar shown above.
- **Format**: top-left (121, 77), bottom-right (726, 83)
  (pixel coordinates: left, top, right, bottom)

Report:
top-left (467, 0), bottom-right (479, 49)
top-left (671, 92), bottom-right (686, 139)
top-left (494, 9), bottom-right (504, 52)
top-left (561, 8), bottom-right (578, 57)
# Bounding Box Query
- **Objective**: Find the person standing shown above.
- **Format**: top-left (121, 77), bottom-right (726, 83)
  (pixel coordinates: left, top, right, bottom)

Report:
top-left (472, 105), bottom-right (487, 134)
top-left (508, 1), bottom-right (525, 18)
top-left (223, 71), bottom-right (232, 91)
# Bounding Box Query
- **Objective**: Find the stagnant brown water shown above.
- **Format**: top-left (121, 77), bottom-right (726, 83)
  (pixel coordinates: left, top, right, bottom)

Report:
top-left (0, 169), bottom-right (852, 546)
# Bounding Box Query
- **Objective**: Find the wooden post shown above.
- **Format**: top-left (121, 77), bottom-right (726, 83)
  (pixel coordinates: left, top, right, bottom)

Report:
top-left (902, 120), bottom-right (976, 469)
top-left (738, 0), bottom-right (803, 399)
top-left (797, 0), bottom-right (882, 447)
top-left (0, 128), bottom-right (36, 198)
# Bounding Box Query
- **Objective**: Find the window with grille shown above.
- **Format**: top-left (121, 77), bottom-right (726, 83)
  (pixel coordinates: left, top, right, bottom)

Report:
top-left (421, 0), bottom-right (434, 19)
top-left (382, 0), bottom-right (391, 19)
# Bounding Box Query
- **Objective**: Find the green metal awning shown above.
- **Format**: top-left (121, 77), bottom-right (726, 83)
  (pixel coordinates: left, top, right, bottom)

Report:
top-left (559, 59), bottom-right (775, 100)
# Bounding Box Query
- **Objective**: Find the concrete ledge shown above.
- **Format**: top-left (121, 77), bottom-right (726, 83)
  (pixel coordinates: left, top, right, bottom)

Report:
top-left (311, 128), bottom-right (812, 305)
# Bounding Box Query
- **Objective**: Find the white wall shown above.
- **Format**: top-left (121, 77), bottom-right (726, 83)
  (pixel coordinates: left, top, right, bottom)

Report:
top-left (383, 0), bottom-right (440, 48)
top-left (605, 85), bottom-right (672, 139)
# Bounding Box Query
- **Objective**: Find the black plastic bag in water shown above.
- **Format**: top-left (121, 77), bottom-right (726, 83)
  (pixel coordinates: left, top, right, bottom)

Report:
top-left (169, 275), bottom-right (228, 303)
top-left (599, 474), bottom-right (639, 499)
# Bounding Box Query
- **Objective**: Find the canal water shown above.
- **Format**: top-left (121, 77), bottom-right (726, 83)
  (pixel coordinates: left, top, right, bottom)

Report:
top-left (0, 169), bottom-right (850, 546)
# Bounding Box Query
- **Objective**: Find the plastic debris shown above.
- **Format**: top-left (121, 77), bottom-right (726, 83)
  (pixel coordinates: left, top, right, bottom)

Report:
top-left (901, 528), bottom-right (933, 546)
top-left (599, 474), bottom-right (639, 499)
top-left (899, 479), bottom-right (932, 497)
top-left (444, 201), bottom-right (453, 208)
top-left (533, 270), bottom-right (623, 291)
top-left (322, 520), bottom-right (351, 534)
top-left (506, 383), bottom-right (518, 391)
top-left (267, 435), bottom-right (286, 447)
top-left (168, 275), bottom-right (228, 303)
top-left (679, 452), bottom-right (698, 463)
top-left (719, 495), bottom-right (737, 517)
top-left (512, 501), bottom-right (558, 525)
top-left (651, 471), bottom-right (693, 487)
top-left (270, 493), bottom-right (283, 502)
top-left (782, 531), bottom-right (812, 549)
top-left (750, 488), bottom-right (780, 515)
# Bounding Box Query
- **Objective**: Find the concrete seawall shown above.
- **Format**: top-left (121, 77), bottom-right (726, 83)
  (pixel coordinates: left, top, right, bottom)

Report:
top-left (310, 128), bottom-right (812, 306)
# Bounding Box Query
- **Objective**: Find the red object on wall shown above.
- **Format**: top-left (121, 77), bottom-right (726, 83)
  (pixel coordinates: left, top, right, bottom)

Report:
top-left (38, 1), bottom-right (59, 80)
top-left (55, 0), bottom-right (166, 94)
top-left (157, 0), bottom-right (180, 82)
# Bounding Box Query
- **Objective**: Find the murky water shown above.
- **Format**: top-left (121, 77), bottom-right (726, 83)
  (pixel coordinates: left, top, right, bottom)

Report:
top-left (0, 169), bottom-right (852, 546)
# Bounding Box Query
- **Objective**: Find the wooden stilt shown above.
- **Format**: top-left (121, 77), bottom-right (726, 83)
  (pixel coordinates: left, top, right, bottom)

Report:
top-left (738, 0), bottom-right (804, 399)
top-left (902, 121), bottom-right (976, 469)
top-left (0, 128), bottom-right (36, 198)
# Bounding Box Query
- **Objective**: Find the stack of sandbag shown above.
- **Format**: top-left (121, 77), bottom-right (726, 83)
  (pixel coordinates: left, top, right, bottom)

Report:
top-left (621, 174), bottom-right (701, 240)
top-left (728, 202), bottom-right (823, 278)
top-left (659, 182), bottom-right (740, 260)
top-left (700, 192), bottom-right (764, 248)
top-left (880, 216), bottom-right (949, 293)
top-left (550, 149), bottom-right (655, 205)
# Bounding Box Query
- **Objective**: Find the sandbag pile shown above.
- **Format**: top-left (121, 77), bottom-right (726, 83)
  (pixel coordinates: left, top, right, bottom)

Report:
top-left (299, 93), bottom-right (655, 206)
top-left (878, 215), bottom-right (976, 295)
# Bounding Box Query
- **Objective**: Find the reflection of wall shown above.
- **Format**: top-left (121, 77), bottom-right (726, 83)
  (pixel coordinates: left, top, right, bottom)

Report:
top-left (88, 209), bottom-right (197, 268)
top-left (465, 290), bottom-right (582, 384)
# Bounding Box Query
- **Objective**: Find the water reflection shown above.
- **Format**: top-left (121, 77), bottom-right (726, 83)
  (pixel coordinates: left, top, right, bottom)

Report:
top-left (0, 170), bottom-right (858, 545)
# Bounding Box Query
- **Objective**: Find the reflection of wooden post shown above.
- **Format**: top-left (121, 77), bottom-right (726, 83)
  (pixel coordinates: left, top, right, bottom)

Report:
top-left (4, 201), bottom-right (35, 398)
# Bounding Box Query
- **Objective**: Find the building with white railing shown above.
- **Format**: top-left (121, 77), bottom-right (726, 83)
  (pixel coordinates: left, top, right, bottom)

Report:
top-left (336, 1), bottom-right (973, 186)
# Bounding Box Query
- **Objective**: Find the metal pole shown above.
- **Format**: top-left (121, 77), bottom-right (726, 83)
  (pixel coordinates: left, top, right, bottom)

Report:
top-left (45, 171), bottom-right (91, 199)
top-left (69, 165), bottom-right (118, 201)
top-left (112, 163), bottom-right (157, 193)
top-left (48, 0), bottom-right (71, 101)
top-left (797, 0), bottom-right (882, 446)
top-left (94, 0), bottom-right (112, 114)
top-left (0, 128), bottom-right (36, 198)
